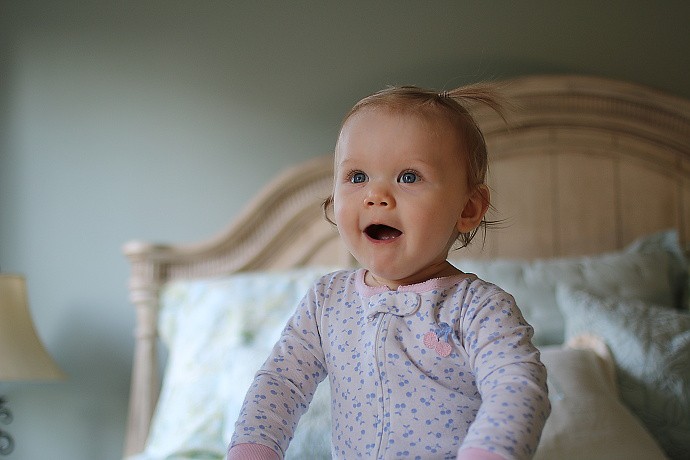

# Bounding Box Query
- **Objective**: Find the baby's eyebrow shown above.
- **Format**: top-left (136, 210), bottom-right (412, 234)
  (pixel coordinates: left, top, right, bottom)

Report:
top-left (336, 158), bottom-right (360, 170)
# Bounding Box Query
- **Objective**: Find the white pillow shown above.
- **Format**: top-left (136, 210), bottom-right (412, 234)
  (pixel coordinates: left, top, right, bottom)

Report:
top-left (130, 267), bottom-right (335, 460)
top-left (536, 342), bottom-right (667, 460)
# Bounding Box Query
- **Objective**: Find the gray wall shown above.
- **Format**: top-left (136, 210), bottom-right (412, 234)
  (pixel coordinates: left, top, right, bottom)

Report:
top-left (0, 1), bottom-right (688, 459)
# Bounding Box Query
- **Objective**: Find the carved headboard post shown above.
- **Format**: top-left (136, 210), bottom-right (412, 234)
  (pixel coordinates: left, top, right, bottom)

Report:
top-left (123, 242), bottom-right (167, 456)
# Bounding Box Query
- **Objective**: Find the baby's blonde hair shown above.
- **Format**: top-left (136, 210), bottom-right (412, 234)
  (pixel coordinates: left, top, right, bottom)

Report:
top-left (324, 83), bottom-right (506, 248)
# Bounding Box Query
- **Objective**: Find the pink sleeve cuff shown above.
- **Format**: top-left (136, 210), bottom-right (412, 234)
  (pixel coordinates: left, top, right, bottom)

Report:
top-left (227, 443), bottom-right (280, 460)
top-left (457, 447), bottom-right (506, 460)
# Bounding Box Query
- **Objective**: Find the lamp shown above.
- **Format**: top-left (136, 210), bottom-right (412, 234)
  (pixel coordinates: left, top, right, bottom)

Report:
top-left (0, 274), bottom-right (65, 456)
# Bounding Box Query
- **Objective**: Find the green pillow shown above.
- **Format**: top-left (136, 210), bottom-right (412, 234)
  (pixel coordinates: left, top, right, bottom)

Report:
top-left (455, 230), bottom-right (687, 345)
top-left (557, 285), bottom-right (690, 460)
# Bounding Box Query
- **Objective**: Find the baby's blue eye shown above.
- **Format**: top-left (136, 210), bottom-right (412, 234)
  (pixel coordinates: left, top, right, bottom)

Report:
top-left (399, 171), bottom-right (418, 183)
top-left (350, 172), bottom-right (367, 184)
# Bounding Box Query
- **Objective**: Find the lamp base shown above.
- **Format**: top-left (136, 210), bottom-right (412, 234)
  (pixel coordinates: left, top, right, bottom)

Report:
top-left (0, 397), bottom-right (14, 455)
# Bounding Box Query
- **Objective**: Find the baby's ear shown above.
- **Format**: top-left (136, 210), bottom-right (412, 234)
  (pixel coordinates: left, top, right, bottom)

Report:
top-left (456, 185), bottom-right (490, 233)
top-left (322, 194), bottom-right (336, 226)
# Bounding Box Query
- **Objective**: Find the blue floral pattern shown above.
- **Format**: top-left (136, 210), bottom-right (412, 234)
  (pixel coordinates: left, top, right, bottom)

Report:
top-left (231, 269), bottom-right (550, 459)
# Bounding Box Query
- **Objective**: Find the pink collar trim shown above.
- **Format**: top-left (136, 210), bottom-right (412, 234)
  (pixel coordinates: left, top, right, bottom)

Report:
top-left (354, 268), bottom-right (476, 297)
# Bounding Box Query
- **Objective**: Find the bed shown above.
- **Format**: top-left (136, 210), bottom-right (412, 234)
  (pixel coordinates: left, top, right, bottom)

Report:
top-left (122, 74), bottom-right (690, 460)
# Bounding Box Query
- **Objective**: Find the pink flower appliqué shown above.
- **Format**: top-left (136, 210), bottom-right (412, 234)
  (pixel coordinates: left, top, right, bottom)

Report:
top-left (423, 322), bottom-right (453, 357)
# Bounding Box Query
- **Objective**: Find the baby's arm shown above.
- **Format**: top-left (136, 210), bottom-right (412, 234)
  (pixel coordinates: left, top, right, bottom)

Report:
top-left (458, 284), bottom-right (551, 459)
top-left (228, 285), bottom-right (327, 459)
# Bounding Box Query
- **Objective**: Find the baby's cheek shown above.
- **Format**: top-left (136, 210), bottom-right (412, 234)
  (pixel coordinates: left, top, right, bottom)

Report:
top-left (333, 198), bottom-right (358, 230)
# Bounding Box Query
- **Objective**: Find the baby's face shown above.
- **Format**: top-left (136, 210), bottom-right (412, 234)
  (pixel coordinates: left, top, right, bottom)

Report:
top-left (333, 108), bottom-right (478, 288)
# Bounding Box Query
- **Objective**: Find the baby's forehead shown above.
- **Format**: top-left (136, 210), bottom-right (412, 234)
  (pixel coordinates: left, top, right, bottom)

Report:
top-left (337, 106), bottom-right (463, 152)
top-left (338, 107), bottom-right (457, 145)
top-left (335, 112), bottom-right (468, 168)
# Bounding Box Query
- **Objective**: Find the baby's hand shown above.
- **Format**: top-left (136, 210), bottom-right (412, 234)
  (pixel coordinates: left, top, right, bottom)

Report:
top-left (456, 447), bottom-right (506, 460)
top-left (227, 443), bottom-right (280, 460)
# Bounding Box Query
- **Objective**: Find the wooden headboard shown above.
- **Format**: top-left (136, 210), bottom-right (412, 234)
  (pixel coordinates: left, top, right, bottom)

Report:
top-left (122, 74), bottom-right (690, 456)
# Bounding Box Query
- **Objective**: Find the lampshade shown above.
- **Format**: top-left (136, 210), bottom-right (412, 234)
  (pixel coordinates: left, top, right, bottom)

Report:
top-left (0, 274), bottom-right (65, 381)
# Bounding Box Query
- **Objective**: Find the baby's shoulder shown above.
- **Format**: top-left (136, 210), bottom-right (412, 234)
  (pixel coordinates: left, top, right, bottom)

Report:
top-left (303, 268), bottom-right (360, 300)
top-left (459, 275), bottom-right (516, 304)
top-left (313, 268), bottom-right (358, 286)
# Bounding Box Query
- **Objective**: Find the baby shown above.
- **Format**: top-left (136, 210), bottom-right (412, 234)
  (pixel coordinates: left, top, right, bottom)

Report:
top-left (228, 84), bottom-right (550, 459)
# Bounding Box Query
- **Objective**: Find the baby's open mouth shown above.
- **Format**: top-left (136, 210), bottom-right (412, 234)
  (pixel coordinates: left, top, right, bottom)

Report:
top-left (365, 224), bottom-right (402, 241)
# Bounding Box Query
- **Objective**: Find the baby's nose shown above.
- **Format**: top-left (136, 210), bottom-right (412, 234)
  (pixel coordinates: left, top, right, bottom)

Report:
top-left (365, 185), bottom-right (394, 207)
top-left (367, 198), bottom-right (388, 206)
